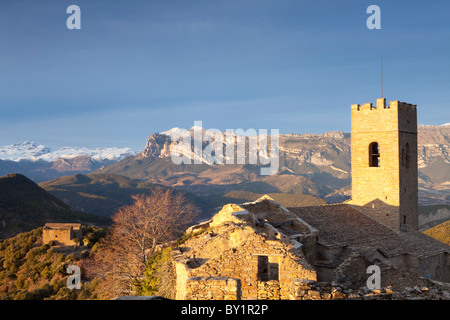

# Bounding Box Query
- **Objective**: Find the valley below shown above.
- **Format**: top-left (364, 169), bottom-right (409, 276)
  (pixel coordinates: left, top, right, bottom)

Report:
top-left (0, 124), bottom-right (449, 236)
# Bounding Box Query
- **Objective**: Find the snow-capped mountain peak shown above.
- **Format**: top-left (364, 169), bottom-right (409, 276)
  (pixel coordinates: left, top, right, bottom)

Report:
top-left (160, 127), bottom-right (186, 137)
top-left (0, 142), bottom-right (137, 162)
top-left (0, 141), bottom-right (52, 161)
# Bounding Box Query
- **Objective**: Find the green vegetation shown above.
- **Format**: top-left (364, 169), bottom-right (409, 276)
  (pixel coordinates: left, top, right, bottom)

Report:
top-left (0, 173), bottom-right (110, 239)
top-left (135, 247), bottom-right (175, 298)
top-left (84, 189), bottom-right (196, 299)
top-left (0, 226), bottom-right (106, 300)
top-left (424, 220), bottom-right (450, 246)
top-left (81, 225), bottom-right (108, 249)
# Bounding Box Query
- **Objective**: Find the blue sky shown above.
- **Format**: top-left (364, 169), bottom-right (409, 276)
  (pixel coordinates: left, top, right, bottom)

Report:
top-left (0, 0), bottom-right (449, 150)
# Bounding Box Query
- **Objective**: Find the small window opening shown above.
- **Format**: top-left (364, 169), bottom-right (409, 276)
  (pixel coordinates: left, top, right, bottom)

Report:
top-left (369, 142), bottom-right (380, 167)
top-left (405, 143), bottom-right (410, 168)
top-left (257, 256), bottom-right (279, 281)
top-left (401, 143), bottom-right (411, 169)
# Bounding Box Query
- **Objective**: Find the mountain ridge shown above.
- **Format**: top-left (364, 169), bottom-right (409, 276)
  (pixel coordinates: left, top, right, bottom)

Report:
top-left (95, 124), bottom-right (450, 205)
top-left (39, 172), bottom-right (206, 218)
top-left (0, 173), bottom-right (110, 239)
top-left (0, 141), bottom-right (136, 162)
top-left (0, 142), bottom-right (137, 182)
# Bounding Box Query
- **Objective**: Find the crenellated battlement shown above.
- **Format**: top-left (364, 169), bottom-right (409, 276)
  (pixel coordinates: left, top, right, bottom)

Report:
top-left (352, 98), bottom-right (416, 111)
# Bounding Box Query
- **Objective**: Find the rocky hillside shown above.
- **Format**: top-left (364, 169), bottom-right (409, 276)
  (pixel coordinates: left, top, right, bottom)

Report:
top-left (96, 124), bottom-right (450, 205)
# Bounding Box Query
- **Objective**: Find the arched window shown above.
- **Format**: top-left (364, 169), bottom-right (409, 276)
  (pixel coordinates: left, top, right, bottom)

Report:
top-left (369, 142), bottom-right (380, 167)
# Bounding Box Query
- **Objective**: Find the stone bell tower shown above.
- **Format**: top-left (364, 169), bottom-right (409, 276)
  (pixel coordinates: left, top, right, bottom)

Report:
top-left (349, 98), bottom-right (418, 233)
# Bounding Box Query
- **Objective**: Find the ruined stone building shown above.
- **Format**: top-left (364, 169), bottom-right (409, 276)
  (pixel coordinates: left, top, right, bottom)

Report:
top-left (173, 99), bottom-right (450, 300)
top-left (42, 223), bottom-right (82, 246)
top-left (174, 199), bottom-right (318, 300)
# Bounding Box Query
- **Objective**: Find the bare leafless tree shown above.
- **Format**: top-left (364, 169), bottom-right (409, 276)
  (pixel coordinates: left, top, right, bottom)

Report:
top-left (85, 188), bottom-right (197, 299)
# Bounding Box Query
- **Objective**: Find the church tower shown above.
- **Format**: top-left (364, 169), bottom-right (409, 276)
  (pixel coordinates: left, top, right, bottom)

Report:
top-left (350, 98), bottom-right (418, 233)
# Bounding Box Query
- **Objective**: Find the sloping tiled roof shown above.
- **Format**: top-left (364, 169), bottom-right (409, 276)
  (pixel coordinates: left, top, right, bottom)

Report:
top-left (43, 223), bottom-right (81, 230)
top-left (289, 204), bottom-right (450, 259)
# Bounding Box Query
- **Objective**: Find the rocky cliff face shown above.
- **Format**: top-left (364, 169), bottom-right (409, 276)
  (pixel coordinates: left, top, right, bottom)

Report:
top-left (418, 124), bottom-right (450, 168)
top-left (139, 130), bottom-right (351, 174)
top-left (278, 131), bottom-right (351, 178)
top-left (51, 155), bottom-right (95, 172)
top-left (140, 125), bottom-right (448, 169)
top-left (138, 134), bottom-right (172, 160)
top-left (126, 124), bottom-right (449, 205)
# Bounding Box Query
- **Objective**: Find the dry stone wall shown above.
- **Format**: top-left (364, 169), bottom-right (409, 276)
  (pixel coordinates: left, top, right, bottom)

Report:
top-left (185, 277), bottom-right (241, 300)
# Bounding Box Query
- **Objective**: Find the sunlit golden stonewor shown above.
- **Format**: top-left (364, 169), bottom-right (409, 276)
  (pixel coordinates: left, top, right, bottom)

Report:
top-left (43, 223), bottom-right (82, 247)
top-left (348, 98), bottom-right (419, 232)
top-left (173, 99), bottom-right (450, 300)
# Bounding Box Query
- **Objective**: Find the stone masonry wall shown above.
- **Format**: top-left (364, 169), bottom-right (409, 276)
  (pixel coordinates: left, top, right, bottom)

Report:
top-left (257, 280), bottom-right (281, 300)
top-left (174, 221), bottom-right (317, 300)
top-left (43, 224), bottom-right (82, 246)
top-left (43, 228), bottom-right (74, 246)
top-left (350, 98), bottom-right (418, 232)
top-left (185, 277), bottom-right (241, 300)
